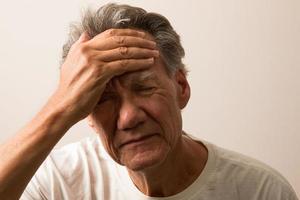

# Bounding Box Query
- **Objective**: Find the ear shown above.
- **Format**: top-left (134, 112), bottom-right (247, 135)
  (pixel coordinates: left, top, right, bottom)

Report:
top-left (174, 69), bottom-right (190, 109)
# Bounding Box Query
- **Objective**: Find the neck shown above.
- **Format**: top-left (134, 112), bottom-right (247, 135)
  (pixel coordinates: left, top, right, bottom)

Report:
top-left (127, 134), bottom-right (208, 197)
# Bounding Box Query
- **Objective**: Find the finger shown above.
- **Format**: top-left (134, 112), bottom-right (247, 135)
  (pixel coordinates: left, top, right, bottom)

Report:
top-left (94, 28), bottom-right (146, 40)
top-left (105, 58), bottom-right (155, 77)
top-left (95, 47), bottom-right (159, 62)
top-left (78, 32), bottom-right (91, 43)
top-left (89, 35), bottom-right (157, 51)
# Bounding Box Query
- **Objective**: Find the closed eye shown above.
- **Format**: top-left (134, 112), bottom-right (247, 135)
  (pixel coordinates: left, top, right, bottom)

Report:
top-left (139, 87), bottom-right (155, 91)
top-left (134, 86), bottom-right (156, 94)
top-left (97, 93), bottom-right (115, 104)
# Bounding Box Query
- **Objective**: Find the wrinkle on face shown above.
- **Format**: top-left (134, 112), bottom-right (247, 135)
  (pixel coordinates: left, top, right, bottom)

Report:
top-left (90, 55), bottom-right (185, 170)
top-left (99, 70), bottom-right (163, 105)
top-left (114, 70), bottom-right (160, 91)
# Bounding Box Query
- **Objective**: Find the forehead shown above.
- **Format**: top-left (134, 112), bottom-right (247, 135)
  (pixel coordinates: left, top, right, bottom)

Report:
top-left (118, 70), bottom-right (157, 83)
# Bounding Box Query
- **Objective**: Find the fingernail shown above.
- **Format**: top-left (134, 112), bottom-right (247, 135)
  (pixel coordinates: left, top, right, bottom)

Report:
top-left (148, 57), bottom-right (154, 63)
top-left (153, 50), bottom-right (159, 57)
top-left (139, 31), bottom-right (146, 37)
top-left (150, 41), bottom-right (157, 47)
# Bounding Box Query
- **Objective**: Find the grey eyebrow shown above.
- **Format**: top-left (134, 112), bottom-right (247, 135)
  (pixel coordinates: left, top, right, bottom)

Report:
top-left (105, 71), bottom-right (159, 92)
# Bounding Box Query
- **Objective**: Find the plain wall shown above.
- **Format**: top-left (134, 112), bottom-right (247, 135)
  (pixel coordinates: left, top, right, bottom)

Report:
top-left (0, 0), bottom-right (299, 195)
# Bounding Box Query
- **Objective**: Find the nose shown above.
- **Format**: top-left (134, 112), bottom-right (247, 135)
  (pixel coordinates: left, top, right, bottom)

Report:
top-left (117, 97), bottom-right (147, 131)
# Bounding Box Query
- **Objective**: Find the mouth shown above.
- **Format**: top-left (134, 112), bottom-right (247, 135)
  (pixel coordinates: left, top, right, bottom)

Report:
top-left (119, 134), bottom-right (158, 149)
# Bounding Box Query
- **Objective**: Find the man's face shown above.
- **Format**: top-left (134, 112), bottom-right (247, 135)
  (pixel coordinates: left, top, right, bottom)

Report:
top-left (88, 57), bottom-right (190, 171)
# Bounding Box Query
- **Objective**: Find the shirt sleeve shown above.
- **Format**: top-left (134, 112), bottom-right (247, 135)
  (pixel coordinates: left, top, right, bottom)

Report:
top-left (19, 175), bottom-right (47, 200)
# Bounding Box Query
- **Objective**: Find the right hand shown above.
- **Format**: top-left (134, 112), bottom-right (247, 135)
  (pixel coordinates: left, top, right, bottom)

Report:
top-left (50, 29), bottom-right (159, 124)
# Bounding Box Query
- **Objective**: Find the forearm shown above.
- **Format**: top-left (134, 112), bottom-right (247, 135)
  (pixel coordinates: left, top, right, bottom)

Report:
top-left (0, 96), bottom-right (74, 200)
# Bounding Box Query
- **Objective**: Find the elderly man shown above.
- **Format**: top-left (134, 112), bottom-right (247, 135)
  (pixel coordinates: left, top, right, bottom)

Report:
top-left (0, 3), bottom-right (298, 200)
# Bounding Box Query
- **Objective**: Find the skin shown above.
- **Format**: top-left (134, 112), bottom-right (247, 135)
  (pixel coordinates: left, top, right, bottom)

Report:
top-left (0, 28), bottom-right (208, 199)
top-left (87, 33), bottom-right (208, 196)
top-left (0, 28), bottom-right (159, 199)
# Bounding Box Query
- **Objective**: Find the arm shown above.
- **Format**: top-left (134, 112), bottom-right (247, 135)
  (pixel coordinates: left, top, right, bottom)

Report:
top-left (0, 95), bottom-right (74, 200)
top-left (0, 29), bottom-right (158, 200)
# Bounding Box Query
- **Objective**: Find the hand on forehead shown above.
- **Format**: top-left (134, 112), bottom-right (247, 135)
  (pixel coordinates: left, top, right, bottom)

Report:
top-left (94, 28), bottom-right (156, 41)
top-left (92, 28), bottom-right (160, 89)
top-left (89, 28), bottom-right (157, 50)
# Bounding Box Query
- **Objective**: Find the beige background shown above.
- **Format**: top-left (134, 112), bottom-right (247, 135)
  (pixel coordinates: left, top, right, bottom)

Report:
top-left (0, 0), bottom-right (299, 196)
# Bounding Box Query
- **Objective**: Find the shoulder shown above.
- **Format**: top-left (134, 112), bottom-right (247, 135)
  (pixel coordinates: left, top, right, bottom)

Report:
top-left (41, 136), bottom-right (115, 179)
top-left (21, 136), bottom-right (118, 199)
top-left (212, 143), bottom-right (285, 179)
top-left (205, 141), bottom-right (298, 199)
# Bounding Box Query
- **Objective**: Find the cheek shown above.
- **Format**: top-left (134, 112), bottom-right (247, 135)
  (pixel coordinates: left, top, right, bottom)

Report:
top-left (91, 103), bottom-right (120, 161)
top-left (92, 103), bottom-right (117, 134)
top-left (144, 94), bottom-right (182, 144)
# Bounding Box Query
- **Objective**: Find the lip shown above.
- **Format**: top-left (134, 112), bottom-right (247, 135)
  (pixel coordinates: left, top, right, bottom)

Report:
top-left (119, 134), bottom-right (158, 149)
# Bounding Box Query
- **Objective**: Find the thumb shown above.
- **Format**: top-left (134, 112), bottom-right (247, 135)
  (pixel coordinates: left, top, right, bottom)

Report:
top-left (78, 32), bottom-right (90, 43)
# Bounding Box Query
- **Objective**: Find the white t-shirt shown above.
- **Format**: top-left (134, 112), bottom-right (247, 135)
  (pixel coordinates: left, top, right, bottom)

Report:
top-left (21, 136), bottom-right (298, 200)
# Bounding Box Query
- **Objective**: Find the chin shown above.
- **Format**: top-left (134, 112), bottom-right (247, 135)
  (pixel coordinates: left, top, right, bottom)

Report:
top-left (121, 142), bottom-right (170, 171)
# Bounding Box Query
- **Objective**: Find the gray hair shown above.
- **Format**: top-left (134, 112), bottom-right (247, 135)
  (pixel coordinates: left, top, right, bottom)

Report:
top-left (62, 3), bottom-right (186, 75)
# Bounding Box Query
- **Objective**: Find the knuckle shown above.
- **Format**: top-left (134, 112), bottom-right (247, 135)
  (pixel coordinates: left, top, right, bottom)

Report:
top-left (107, 29), bottom-right (117, 36)
top-left (120, 59), bottom-right (129, 67)
top-left (119, 46), bottom-right (128, 56)
top-left (115, 36), bottom-right (125, 45)
top-left (77, 43), bottom-right (89, 55)
top-left (79, 50), bottom-right (93, 66)
top-left (93, 63), bottom-right (104, 74)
